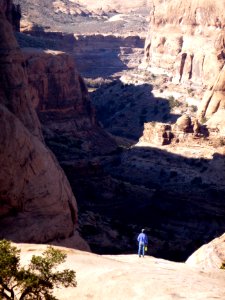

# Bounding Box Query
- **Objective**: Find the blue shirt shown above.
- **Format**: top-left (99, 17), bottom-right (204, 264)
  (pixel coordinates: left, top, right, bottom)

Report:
top-left (137, 233), bottom-right (148, 245)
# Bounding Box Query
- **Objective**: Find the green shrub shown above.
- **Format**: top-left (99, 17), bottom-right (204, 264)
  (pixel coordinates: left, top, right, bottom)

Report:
top-left (168, 96), bottom-right (181, 109)
top-left (190, 105), bottom-right (197, 112)
top-left (0, 240), bottom-right (77, 300)
top-left (200, 116), bottom-right (208, 124)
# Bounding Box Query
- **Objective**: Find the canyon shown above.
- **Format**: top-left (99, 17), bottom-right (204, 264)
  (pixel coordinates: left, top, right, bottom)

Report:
top-left (1, 0), bottom-right (225, 268)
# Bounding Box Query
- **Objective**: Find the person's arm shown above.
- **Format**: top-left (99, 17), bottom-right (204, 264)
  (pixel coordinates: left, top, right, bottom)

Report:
top-left (137, 234), bottom-right (140, 242)
top-left (145, 234), bottom-right (148, 245)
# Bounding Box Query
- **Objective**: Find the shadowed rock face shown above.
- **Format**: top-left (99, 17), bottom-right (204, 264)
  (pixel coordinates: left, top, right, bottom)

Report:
top-left (0, 0), bottom-right (21, 31)
top-left (142, 0), bottom-right (225, 118)
top-left (0, 6), bottom-right (80, 246)
top-left (0, 8), bottom-right (41, 139)
top-left (21, 48), bottom-right (117, 163)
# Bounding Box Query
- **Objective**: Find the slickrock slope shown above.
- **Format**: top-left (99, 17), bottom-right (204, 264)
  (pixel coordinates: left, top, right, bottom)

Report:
top-left (17, 243), bottom-right (225, 300)
top-left (142, 0), bottom-right (225, 117)
top-left (0, 2), bottom-right (87, 249)
top-left (186, 233), bottom-right (225, 270)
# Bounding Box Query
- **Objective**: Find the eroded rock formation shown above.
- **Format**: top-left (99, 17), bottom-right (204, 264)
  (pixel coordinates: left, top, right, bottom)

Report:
top-left (21, 48), bottom-right (117, 163)
top-left (0, 0), bottom-right (21, 31)
top-left (0, 3), bottom-right (85, 248)
top-left (142, 0), bottom-right (225, 118)
top-left (186, 233), bottom-right (225, 269)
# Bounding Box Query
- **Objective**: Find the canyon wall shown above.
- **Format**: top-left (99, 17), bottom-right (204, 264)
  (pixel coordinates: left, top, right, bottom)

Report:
top-left (0, 0), bottom-right (21, 31)
top-left (142, 0), bottom-right (225, 117)
top-left (73, 35), bottom-right (144, 78)
top-left (21, 47), bottom-right (117, 164)
top-left (0, 2), bottom-right (85, 248)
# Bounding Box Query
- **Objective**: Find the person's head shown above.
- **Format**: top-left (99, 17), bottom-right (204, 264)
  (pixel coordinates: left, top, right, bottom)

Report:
top-left (141, 228), bottom-right (145, 233)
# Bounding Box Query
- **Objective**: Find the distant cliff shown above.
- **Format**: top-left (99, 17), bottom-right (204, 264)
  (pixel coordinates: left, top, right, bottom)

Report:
top-left (21, 47), bottom-right (117, 165)
top-left (142, 0), bottom-right (225, 118)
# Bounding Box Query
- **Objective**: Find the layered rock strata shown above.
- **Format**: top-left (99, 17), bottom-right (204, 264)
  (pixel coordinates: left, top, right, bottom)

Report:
top-left (0, 4), bottom-right (83, 247)
top-left (21, 48), bottom-right (117, 163)
top-left (142, 0), bottom-right (225, 117)
top-left (73, 35), bottom-right (144, 78)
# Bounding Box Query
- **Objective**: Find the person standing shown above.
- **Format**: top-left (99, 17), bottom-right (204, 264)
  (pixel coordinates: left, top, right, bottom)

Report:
top-left (137, 229), bottom-right (148, 257)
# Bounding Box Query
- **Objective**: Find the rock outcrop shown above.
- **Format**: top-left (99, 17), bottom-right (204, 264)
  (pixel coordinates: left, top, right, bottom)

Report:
top-left (143, 0), bottom-right (225, 85)
top-left (73, 34), bottom-right (144, 78)
top-left (186, 233), bottom-right (225, 269)
top-left (0, 0), bottom-right (21, 31)
top-left (140, 123), bottom-right (174, 145)
top-left (142, 0), bottom-right (225, 118)
top-left (0, 3), bottom-right (84, 248)
top-left (21, 47), bottom-right (117, 163)
top-left (198, 65), bottom-right (225, 118)
top-left (206, 109), bottom-right (225, 136)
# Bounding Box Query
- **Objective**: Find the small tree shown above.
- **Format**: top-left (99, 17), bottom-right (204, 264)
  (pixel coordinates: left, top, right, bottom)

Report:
top-left (0, 240), bottom-right (77, 300)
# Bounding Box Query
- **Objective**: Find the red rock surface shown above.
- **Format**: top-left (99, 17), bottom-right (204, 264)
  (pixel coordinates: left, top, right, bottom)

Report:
top-left (0, 7), bottom-right (41, 138)
top-left (142, 0), bottom-right (225, 118)
top-left (22, 47), bottom-right (117, 159)
top-left (0, 5), bottom-right (87, 249)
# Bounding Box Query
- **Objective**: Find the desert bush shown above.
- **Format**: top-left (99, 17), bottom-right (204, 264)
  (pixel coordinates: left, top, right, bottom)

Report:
top-left (219, 138), bottom-right (225, 146)
top-left (0, 240), bottom-right (77, 300)
top-left (190, 105), bottom-right (197, 112)
top-left (168, 96), bottom-right (181, 109)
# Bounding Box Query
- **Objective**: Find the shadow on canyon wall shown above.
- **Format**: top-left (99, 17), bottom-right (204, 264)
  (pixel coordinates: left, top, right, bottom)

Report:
top-left (16, 29), bottom-right (224, 262)
top-left (38, 78), bottom-right (225, 262)
top-left (63, 145), bottom-right (225, 262)
top-left (16, 31), bottom-right (144, 78)
top-left (91, 80), bottom-right (180, 141)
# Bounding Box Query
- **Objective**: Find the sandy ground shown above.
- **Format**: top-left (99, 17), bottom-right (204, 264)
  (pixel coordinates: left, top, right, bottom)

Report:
top-left (17, 244), bottom-right (225, 300)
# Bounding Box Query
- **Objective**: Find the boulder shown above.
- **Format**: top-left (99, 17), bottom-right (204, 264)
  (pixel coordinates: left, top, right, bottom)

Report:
top-left (175, 115), bottom-right (192, 132)
top-left (140, 122), bottom-right (173, 145)
top-left (186, 233), bottom-right (225, 269)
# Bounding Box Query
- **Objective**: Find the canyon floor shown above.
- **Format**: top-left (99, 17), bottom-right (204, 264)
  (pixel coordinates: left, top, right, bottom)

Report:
top-left (18, 243), bottom-right (225, 300)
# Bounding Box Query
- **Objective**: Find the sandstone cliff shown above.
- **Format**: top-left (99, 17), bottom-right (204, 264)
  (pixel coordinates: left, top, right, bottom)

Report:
top-left (0, 3), bottom-right (84, 248)
top-left (0, 0), bottom-right (21, 31)
top-left (21, 47), bottom-right (117, 163)
top-left (142, 0), bottom-right (225, 117)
